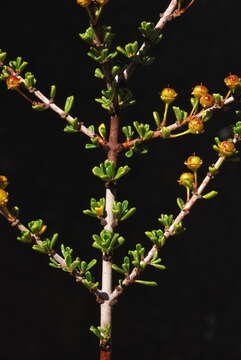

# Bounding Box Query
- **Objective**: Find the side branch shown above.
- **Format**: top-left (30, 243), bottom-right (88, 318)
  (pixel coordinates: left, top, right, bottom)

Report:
top-left (116, 0), bottom-right (179, 83)
top-left (109, 141), bottom-right (239, 303)
top-left (121, 96), bottom-right (236, 149)
top-left (0, 208), bottom-right (106, 302)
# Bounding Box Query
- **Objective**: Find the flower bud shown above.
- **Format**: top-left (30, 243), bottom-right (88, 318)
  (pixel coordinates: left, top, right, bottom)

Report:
top-left (0, 176), bottom-right (8, 189)
top-left (199, 93), bottom-right (215, 108)
top-left (6, 75), bottom-right (21, 90)
top-left (184, 155), bottom-right (203, 171)
top-left (0, 189), bottom-right (8, 206)
top-left (160, 87), bottom-right (177, 104)
top-left (178, 172), bottom-right (195, 188)
top-left (96, 0), bottom-right (109, 4)
top-left (188, 117), bottom-right (204, 134)
top-left (218, 140), bottom-right (236, 157)
top-left (224, 74), bottom-right (241, 89)
top-left (191, 84), bottom-right (208, 98)
top-left (76, 0), bottom-right (92, 7)
top-left (95, 206), bottom-right (104, 217)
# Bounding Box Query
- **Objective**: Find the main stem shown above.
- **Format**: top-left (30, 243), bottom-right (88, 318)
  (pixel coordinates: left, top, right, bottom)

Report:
top-left (100, 115), bottom-right (120, 360)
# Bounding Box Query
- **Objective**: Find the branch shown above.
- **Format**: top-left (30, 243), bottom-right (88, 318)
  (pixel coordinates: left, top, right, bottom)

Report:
top-left (116, 0), bottom-right (179, 84)
top-left (0, 207), bottom-right (107, 302)
top-left (121, 95), bottom-right (236, 149)
top-left (0, 63), bottom-right (96, 139)
top-left (109, 137), bottom-right (239, 303)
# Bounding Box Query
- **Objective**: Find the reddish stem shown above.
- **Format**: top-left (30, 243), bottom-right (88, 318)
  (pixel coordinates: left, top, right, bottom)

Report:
top-left (100, 350), bottom-right (111, 360)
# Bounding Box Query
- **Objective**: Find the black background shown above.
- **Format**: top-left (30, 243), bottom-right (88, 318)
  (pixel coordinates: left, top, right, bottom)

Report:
top-left (0, 1), bottom-right (241, 359)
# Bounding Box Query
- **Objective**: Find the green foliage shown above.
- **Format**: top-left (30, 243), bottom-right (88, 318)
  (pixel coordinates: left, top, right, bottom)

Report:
top-left (17, 229), bottom-right (32, 243)
top-left (172, 106), bottom-right (188, 123)
top-left (133, 121), bottom-right (154, 140)
top-left (158, 214), bottom-right (174, 229)
top-left (64, 95), bottom-right (74, 114)
top-left (90, 324), bottom-right (111, 340)
top-left (233, 121), bottom-right (241, 136)
top-left (88, 47), bottom-right (118, 64)
top-left (8, 57), bottom-right (28, 73)
top-left (92, 160), bottom-right (130, 182)
top-left (145, 229), bottom-right (166, 248)
top-left (24, 71), bottom-right (37, 89)
top-left (112, 200), bottom-right (136, 221)
top-left (112, 256), bottom-right (130, 275)
top-left (139, 21), bottom-right (163, 43)
top-left (92, 229), bottom-right (125, 254)
top-left (28, 219), bottom-right (45, 235)
top-left (83, 197), bottom-right (106, 218)
top-left (128, 243), bottom-right (146, 270)
top-left (116, 41), bottom-right (139, 58)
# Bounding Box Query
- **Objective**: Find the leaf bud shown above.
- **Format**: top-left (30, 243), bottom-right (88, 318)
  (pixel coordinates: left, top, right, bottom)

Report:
top-left (6, 75), bottom-right (21, 90)
top-left (184, 155), bottom-right (203, 171)
top-left (188, 117), bottom-right (204, 134)
top-left (224, 74), bottom-right (241, 89)
top-left (199, 93), bottom-right (215, 108)
top-left (191, 84), bottom-right (208, 98)
top-left (160, 87), bottom-right (177, 104)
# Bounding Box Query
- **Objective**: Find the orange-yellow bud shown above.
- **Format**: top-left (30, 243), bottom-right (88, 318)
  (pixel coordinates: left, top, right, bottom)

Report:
top-left (178, 172), bottom-right (195, 188)
top-left (95, 0), bottom-right (109, 4)
top-left (160, 87), bottom-right (177, 104)
top-left (76, 0), bottom-right (92, 7)
top-left (188, 117), bottom-right (204, 134)
top-left (218, 141), bottom-right (236, 157)
top-left (184, 155), bottom-right (203, 171)
top-left (199, 93), bottom-right (215, 108)
top-left (0, 189), bottom-right (8, 206)
top-left (6, 75), bottom-right (21, 90)
top-left (0, 176), bottom-right (8, 189)
top-left (95, 206), bottom-right (104, 217)
top-left (191, 84), bottom-right (208, 98)
top-left (224, 74), bottom-right (241, 89)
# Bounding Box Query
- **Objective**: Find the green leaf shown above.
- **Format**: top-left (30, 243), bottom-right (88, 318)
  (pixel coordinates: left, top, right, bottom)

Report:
top-left (176, 197), bottom-right (185, 210)
top-left (134, 280), bottom-right (158, 286)
top-left (64, 95), bottom-right (74, 114)
top-left (151, 264), bottom-right (166, 270)
top-left (94, 68), bottom-right (104, 79)
top-left (86, 259), bottom-right (97, 271)
top-left (32, 244), bottom-right (48, 254)
top-left (50, 85), bottom-right (56, 99)
top-left (112, 264), bottom-right (125, 274)
top-left (202, 190), bottom-right (218, 199)
top-left (90, 326), bottom-right (101, 339)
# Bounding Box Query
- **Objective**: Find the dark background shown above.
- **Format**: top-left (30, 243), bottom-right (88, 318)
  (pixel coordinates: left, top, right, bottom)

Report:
top-left (0, 1), bottom-right (241, 359)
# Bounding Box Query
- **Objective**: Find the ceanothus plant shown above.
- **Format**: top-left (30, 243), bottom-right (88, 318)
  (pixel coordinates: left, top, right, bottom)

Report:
top-left (0, 0), bottom-right (241, 359)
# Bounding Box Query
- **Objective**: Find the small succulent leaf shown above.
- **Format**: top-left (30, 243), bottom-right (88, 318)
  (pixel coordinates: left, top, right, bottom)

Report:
top-left (86, 259), bottom-right (97, 271)
top-left (176, 197), bottom-right (185, 210)
top-left (50, 85), bottom-right (56, 99)
top-left (64, 95), bottom-right (74, 114)
top-left (50, 233), bottom-right (59, 249)
top-left (134, 280), bottom-right (158, 286)
top-left (202, 190), bottom-right (218, 199)
top-left (112, 264), bottom-right (125, 274)
top-left (32, 244), bottom-right (48, 254)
